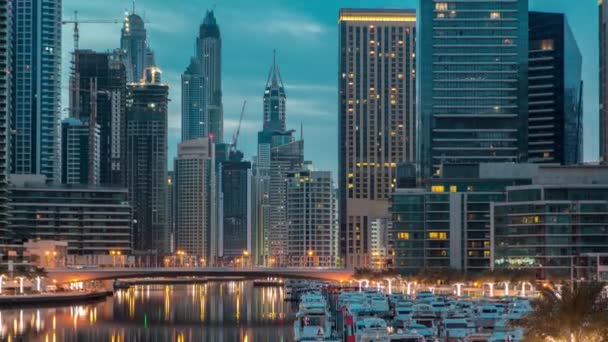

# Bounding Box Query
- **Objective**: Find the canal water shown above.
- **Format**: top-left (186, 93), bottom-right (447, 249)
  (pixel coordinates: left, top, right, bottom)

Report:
top-left (0, 281), bottom-right (298, 341)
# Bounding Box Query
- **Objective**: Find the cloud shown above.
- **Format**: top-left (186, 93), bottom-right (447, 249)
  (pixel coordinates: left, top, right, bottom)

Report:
top-left (225, 8), bottom-right (328, 41)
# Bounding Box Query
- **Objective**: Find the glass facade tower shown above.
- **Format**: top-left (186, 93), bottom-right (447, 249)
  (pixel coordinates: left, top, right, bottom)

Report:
top-left (418, 0), bottom-right (529, 180)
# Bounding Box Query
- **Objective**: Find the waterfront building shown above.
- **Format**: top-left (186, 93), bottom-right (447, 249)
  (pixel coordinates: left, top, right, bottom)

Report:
top-left (391, 163), bottom-right (538, 274)
top-left (167, 171), bottom-right (175, 254)
top-left (174, 138), bottom-right (215, 263)
top-left (69, 50), bottom-right (127, 186)
top-left (219, 151), bottom-right (251, 262)
top-left (11, 0), bottom-right (61, 182)
top-left (338, 9), bottom-right (417, 268)
top-left (0, 0), bottom-right (11, 243)
top-left (8, 175), bottom-right (132, 256)
top-left (528, 12), bottom-right (583, 165)
top-left (492, 165), bottom-right (608, 278)
top-left (60, 118), bottom-right (100, 185)
top-left (199, 11), bottom-right (223, 142)
top-left (286, 170), bottom-right (339, 268)
top-left (269, 136), bottom-right (304, 265)
top-left (418, 0), bottom-right (529, 180)
top-left (120, 9), bottom-right (155, 83)
top-left (126, 68), bottom-right (168, 254)
top-left (370, 218), bottom-right (391, 270)
top-left (601, 0), bottom-right (608, 163)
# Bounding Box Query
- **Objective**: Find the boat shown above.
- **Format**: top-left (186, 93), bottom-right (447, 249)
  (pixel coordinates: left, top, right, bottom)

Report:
top-left (294, 295), bottom-right (333, 341)
top-left (355, 317), bottom-right (390, 342)
top-left (389, 330), bottom-right (425, 342)
top-left (441, 317), bottom-right (474, 341)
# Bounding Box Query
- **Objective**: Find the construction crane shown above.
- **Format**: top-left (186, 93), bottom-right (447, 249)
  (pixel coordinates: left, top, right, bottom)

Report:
top-left (62, 11), bottom-right (122, 50)
top-left (230, 100), bottom-right (247, 154)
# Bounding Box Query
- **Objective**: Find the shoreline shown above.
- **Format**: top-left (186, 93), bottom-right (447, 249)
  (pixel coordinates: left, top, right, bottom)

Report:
top-left (0, 290), bottom-right (112, 308)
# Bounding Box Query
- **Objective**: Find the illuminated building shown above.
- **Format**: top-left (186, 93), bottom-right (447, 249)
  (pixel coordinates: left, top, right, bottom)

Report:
top-left (120, 9), bottom-right (155, 83)
top-left (199, 10), bottom-right (223, 142)
top-left (338, 9), bottom-right (416, 268)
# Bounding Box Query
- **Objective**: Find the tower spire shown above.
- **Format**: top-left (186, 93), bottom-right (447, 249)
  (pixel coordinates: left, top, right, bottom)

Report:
top-left (272, 49), bottom-right (278, 87)
top-left (132, 0), bottom-right (136, 14)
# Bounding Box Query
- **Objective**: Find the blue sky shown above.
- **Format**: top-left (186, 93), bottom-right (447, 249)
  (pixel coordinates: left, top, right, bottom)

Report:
top-left (62, 0), bottom-right (599, 175)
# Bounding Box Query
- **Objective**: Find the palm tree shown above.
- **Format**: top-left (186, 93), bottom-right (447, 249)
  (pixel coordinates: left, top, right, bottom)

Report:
top-left (518, 282), bottom-right (608, 342)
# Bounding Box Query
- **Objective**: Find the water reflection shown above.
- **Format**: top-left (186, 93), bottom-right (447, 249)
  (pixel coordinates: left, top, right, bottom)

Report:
top-left (0, 281), bottom-right (296, 341)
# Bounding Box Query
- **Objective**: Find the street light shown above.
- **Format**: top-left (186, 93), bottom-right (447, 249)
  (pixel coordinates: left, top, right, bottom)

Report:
top-left (307, 250), bottom-right (314, 268)
top-left (0, 274), bottom-right (6, 295)
top-left (242, 250), bottom-right (250, 268)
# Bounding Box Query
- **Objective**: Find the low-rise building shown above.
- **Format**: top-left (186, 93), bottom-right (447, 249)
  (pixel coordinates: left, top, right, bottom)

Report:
top-left (8, 175), bottom-right (132, 257)
top-left (492, 165), bottom-right (608, 278)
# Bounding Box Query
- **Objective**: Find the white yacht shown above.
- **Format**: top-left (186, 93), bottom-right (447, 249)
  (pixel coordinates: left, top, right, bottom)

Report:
top-left (442, 317), bottom-right (474, 340)
top-left (294, 299), bottom-right (332, 341)
top-left (356, 317), bottom-right (390, 342)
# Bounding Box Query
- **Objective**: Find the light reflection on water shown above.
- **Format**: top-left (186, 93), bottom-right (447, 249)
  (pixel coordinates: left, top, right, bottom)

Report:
top-left (0, 281), bottom-right (297, 341)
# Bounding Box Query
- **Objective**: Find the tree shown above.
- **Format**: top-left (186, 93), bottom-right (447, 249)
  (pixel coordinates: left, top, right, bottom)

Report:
top-left (518, 282), bottom-right (608, 342)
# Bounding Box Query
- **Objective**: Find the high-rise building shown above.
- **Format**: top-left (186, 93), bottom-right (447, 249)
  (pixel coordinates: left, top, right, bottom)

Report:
top-left (174, 138), bottom-right (215, 262)
top-left (0, 0), bottom-right (11, 243)
top-left (60, 118), bottom-right (100, 185)
top-left (121, 10), bottom-right (155, 83)
top-left (286, 169), bottom-right (339, 268)
top-left (70, 50), bottom-right (127, 186)
top-left (167, 171), bottom-right (175, 254)
top-left (600, 1), bottom-right (608, 163)
top-left (263, 51), bottom-right (286, 133)
top-left (269, 136), bottom-right (304, 265)
top-left (528, 12), bottom-right (583, 165)
top-left (338, 9), bottom-right (417, 268)
top-left (219, 152), bottom-right (251, 262)
top-left (11, 0), bottom-right (62, 183)
top-left (126, 68), bottom-right (168, 254)
top-left (199, 11), bottom-right (223, 142)
top-left (418, 0), bottom-right (529, 180)
top-left (181, 58), bottom-right (208, 141)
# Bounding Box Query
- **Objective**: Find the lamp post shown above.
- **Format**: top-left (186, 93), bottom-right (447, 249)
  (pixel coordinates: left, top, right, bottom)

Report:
top-left (243, 250), bottom-right (250, 268)
top-left (307, 250), bottom-right (314, 268)
top-left (454, 283), bottom-right (465, 297)
top-left (0, 274), bottom-right (6, 295)
top-left (110, 250), bottom-right (116, 267)
top-left (177, 250), bottom-right (185, 267)
top-left (17, 277), bottom-right (24, 294)
top-left (35, 277), bottom-right (42, 292)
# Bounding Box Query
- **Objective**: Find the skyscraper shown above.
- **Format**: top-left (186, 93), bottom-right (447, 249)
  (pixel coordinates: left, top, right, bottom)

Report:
top-left (0, 0), bottom-right (11, 242)
top-left (219, 152), bottom-right (251, 262)
top-left (60, 118), bottom-right (100, 185)
top-left (174, 138), bottom-right (215, 262)
top-left (70, 50), bottom-right (127, 186)
top-left (528, 12), bottom-right (583, 165)
top-left (181, 58), bottom-right (208, 142)
top-left (199, 11), bottom-right (223, 142)
top-left (418, 0), bottom-right (529, 180)
top-left (286, 169), bottom-right (339, 268)
top-left (338, 9), bottom-right (417, 268)
top-left (11, 0), bottom-right (62, 183)
top-left (269, 136), bottom-right (304, 265)
top-left (600, 1), bottom-right (608, 163)
top-left (263, 51), bottom-right (286, 133)
top-left (121, 10), bottom-right (155, 83)
top-left (126, 68), bottom-right (168, 254)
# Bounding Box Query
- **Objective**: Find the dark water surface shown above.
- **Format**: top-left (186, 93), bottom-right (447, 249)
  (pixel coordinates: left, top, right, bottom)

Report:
top-left (0, 281), bottom-right (297, 341)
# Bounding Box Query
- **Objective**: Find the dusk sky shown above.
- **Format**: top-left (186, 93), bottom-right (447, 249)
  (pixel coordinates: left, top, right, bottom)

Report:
top-left (62, 0), bottom-right (599, 175)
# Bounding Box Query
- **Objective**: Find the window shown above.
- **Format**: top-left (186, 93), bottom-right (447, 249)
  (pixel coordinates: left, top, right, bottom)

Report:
top-left (429, 232), bottom-right (447, 240)
top-left (397, 232), bottom-right (410, 240)
top-left (431, 185), bottom-right (445, 193)
top-left (435, 3), bottom-right (448, 11)
top-left (541, 39), bottom-right (554, 51)
top-left (449, 186), bottom-right (457, 193)
top-left (490, 12), bottom-right (501, 19)
top-left (441, 250), bottom-right (448, 257)
top-left (484, 250), bottom-right (491, 257)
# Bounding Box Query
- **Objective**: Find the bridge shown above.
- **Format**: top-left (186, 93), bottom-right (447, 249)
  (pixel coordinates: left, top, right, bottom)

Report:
top-left (46, 267), bottom-right (354, 284)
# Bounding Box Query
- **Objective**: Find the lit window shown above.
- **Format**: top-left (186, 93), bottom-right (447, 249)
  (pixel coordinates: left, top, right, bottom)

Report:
top-left (429, 232), bottom-right (447, 240)
top-left (431, 185), bottom-right (445, 193)
top-left (449, 10), bottom-right (457, 18)
top-left (348, 173), bottom-right (354, 178)
top-left (543, 152), bottom-right (551, 158)
top-left (484, 250), bottom-right (491, 257)
top-left (435, 3), bottom-right (448, 11)
top-left (541, 39), bottom-right (554, 51)
top-left (348, 184), bottom-right (354, 189)
top-left (449, 185), bottom-right (457, 193)
top-left (436, 13), bottom-right (445, 19)
top-left (490, 12), bottom-right (501, 19)
top-left (397, 232), bottom-right (410, 240)
top-left (441, 250), bottom-right (448, 257)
